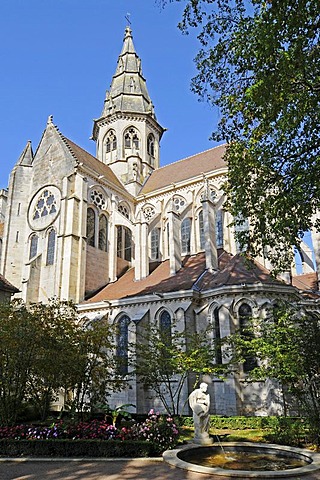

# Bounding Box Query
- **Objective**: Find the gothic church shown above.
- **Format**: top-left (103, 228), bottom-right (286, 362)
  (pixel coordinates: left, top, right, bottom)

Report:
top-left (1, 27), bottom-right (319, 416)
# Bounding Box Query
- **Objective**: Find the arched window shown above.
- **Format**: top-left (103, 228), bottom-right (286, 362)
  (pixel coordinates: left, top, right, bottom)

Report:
top-left (239, 303), bottom-right (257, 373)
top-left (147, 134), bottom-right (155, 157)
top-left (86, 208), bottom-right (95, 247)
top-left (123, 127), bottom-right (140, 152)
top-left (117, 226), bottom-right (132, 262)
top-left (150, 228), bottom-right (160, 260)
top-left (98, 215), bottom-right (108, 252)
top-left (181, 217), bottom-right (191, 255)
top-left (46, 229), bottom-right (56, 265)
top-left (159, 310), bottom-right (172, 347)
top-left (235, 216), bottom-right (249, 253)
top-left (105, 130), bottom-right (117, 154)
top-left (116, 315), bottom-right (130, 375)
top-left (29, 234), bottom-right (38, 259)
top-left (216, 210), bottom-right (224, 248)
top-left (213, 308), bottom-right (222, 364)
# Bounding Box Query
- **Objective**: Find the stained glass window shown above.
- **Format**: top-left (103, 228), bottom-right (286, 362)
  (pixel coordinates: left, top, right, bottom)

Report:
top-left (46, 229), bottom-right (56, 265)
top-left (116, 315), bottom-right (129, 375)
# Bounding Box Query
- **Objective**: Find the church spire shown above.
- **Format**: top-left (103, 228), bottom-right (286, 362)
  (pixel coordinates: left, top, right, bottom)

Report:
top-left (101, 26), bottom-right (155, 118)
top-left (92, 26), bottom-right (165, 196)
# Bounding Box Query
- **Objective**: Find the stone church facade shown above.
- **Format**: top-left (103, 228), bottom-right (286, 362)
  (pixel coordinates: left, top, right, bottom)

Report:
top-left (1, 27), bottom-right (319, 416)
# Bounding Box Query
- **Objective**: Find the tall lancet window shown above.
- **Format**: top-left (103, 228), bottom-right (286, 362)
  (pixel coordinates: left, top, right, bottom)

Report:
top-left (239, 303), bottom-right (257, 373)
top-left (29, 234), bottom-right (38, 259)
top-left (199, 210), bottom-right (205, 249)
top-left (105, 130), bottom-right (117, 156)
top-left (117, 226), bottom-right (132, 262)
top-left (86, 208), bottom-right (95, 247)
top-left (98, 215), bottom-right (108, 252)
top-left (116, 315), bottom-right (130, 375)
top-left (147, 134), bottom-right (155, 157)
top-left (150, 228), bottom-right (160, 260)
top-left (216, 210), bottom-right (224, 248)
top-left (181, 217), bottom-right (191, 255)
top-left (46, 229), bottom-right (56, 265)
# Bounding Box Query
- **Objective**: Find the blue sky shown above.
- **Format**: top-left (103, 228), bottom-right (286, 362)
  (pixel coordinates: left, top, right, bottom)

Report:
top-left (0, 0), bottom-right (220, 190)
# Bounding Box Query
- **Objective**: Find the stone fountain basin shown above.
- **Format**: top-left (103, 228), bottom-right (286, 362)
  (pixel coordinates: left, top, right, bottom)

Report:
top-left (163, 442), bottom-right (320, 478)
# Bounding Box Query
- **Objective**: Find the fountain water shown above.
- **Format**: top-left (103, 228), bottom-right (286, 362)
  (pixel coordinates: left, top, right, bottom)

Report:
top-left (163, 442), bottom-right (320, 478)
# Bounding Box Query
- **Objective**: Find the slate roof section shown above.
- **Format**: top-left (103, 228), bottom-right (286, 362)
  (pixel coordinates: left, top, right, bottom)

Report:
top-left (60, 135), bottom-right (127, 193)
top-left (140, 145), bottom-right (227, 195)
top-left (0, 274), bottom-right (19, 294)
top-left (85, 250), bottom-right (286, 303)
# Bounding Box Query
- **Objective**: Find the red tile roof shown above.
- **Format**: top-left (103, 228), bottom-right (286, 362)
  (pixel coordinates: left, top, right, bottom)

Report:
top-left (84, 250), bottom-right (285, 304)
top-left (60, 135), bottom-right (127, 193)
top-left (140, 145), bottom-right (227, 195)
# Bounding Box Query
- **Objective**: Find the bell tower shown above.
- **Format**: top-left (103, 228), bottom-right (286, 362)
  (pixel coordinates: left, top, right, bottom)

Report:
top-left (92, 26), bottom-right (165, 196)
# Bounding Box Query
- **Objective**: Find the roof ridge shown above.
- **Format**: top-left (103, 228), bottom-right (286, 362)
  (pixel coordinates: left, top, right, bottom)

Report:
top-left (59, 134), bottom-right (96, 163)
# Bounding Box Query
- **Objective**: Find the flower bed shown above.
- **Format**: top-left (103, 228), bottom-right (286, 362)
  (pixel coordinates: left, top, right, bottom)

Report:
top-left (0, 410), bottom-right (179, 457)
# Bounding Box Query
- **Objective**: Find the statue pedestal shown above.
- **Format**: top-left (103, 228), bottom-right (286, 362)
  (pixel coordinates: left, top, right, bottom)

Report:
top-left (193, 433), bottom-right (213, 445)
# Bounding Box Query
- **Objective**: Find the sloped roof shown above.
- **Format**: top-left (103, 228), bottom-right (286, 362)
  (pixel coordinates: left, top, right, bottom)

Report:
top-left (60, 135), bottom-right (126, 192)
top-left (292, 272), bottom-right (318, 292)
top-left (85, 250), bottom-right (285, 304)
top-left (199, 254), bottom-right (283, 290)
top-left (140, 144), bottom-right (227, 195)
top-left (0, 274), bottom-right (19, 293)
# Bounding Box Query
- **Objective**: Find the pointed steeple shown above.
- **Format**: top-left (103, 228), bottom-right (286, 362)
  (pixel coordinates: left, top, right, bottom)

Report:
top-left (92, 26), bottom-right (165, 196)
top-left (101, 26), bottom-right (155, 118)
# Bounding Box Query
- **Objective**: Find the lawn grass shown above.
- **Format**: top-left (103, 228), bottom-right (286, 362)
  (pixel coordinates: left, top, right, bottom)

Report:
top-left (179, 426), bottom-right (271, 444)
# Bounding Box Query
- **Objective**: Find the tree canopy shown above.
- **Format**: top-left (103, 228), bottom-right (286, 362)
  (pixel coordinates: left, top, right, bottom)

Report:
top-left (229, 304), bottom-right (320, 444)
top-left (163, 0), bottom-right (320, 271)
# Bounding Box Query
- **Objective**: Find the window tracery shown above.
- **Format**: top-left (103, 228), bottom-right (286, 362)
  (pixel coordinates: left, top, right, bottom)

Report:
top-left (105, 130), bottom-right (117, 154)
top-left (33, 189), bottom-right (57, 220)
top-left (118, 204), bottom-right (130, 219)
top-left (142, 205), bottom-right (155, 221)
top-left (124, 127), bottom-right (140, 150)
top-left (173, 196), bottom-right (186, 212)
top-left (200, 188), bottom-right (217, 203)
top-left (90, 189), bottom-right (107, 210)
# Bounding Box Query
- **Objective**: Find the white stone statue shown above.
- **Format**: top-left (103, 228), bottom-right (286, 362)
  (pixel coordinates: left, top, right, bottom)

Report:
top-left (189, 382), bottom-right (213, 445)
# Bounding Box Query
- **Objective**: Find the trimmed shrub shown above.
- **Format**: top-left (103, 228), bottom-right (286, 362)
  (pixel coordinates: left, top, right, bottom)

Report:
top-left (0, 439), bottom-right (154, 458)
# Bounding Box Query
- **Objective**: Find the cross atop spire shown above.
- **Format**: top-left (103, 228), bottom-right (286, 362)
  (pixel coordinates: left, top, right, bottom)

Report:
top-left (125, 12), bottom-right (131, 25)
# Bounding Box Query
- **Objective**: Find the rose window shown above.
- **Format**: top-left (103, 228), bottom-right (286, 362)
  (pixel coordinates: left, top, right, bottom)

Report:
top-left (33, 190), bottom-right (57, 220)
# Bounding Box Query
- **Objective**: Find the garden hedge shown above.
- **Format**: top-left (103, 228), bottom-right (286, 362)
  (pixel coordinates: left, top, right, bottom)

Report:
top-left (0, 439), bottom-right (157, 458)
